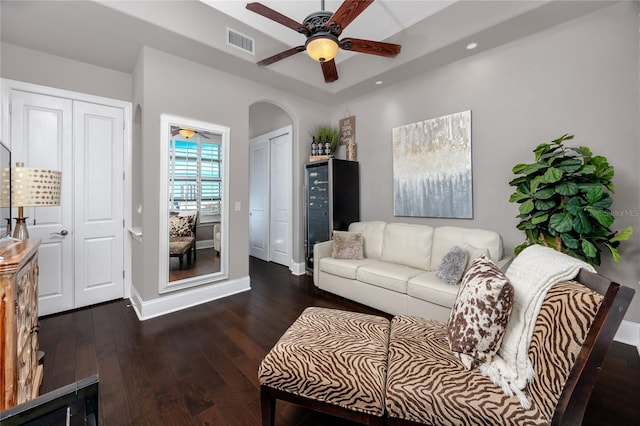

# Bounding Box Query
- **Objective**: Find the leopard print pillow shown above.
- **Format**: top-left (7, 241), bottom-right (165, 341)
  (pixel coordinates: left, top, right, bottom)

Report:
top-left (169, 213), bottom-right (196, 237)
top-left (447, 254), bottom-right (514, 370)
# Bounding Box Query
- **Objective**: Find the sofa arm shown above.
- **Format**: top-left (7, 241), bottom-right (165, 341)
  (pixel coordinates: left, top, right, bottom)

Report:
top-left (313, 240), bottom-right (333, 286)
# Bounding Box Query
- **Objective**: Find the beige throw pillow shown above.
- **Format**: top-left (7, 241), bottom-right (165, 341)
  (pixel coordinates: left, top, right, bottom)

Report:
top-left (447, 254), bottom-right (514, 370)
top-left (463, 243), bottom-right (489, 272)
top-left (332, 231), bottom-right (364, 260)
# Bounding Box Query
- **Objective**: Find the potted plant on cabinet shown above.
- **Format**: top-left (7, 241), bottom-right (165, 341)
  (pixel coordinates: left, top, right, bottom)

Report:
top-left (508, 134), bottom-right (632, 266)
top-left (310, 125), bottom-right (340, 156)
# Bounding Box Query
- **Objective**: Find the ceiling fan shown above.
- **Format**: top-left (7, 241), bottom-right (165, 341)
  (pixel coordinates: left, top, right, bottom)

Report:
top-left (246, 0), bottom-right (401, 83)
top-left (170, 126), bottom-right (210, 139)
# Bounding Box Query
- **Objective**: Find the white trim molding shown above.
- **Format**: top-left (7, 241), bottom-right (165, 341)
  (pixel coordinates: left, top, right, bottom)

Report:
top-left (615, 320), bottom-right (640, 354)
top-left (290, 261), bottom-right (306, 276)
top-left (130, 276), bottom-right (250, 321)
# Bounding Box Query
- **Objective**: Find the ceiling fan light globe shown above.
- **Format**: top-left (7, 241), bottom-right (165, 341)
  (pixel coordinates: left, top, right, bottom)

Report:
top-left (179, 128), bottom-right (196, 139)
top-left (306, 34), bottom-right (339, 62)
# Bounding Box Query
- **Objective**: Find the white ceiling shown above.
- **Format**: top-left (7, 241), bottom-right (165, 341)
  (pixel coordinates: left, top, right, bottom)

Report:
top-left (201, 0), bottom-right (456, 63)
top-left (0, 0), bottom-right (615, 105)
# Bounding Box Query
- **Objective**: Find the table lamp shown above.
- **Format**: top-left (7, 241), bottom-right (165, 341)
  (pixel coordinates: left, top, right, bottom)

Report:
top-left (10, 162), bottom-right (61, 240)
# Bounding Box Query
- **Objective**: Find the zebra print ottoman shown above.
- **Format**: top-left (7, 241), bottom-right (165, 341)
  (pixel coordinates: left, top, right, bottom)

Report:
top-left (258, 307), bottom-right (390, 426)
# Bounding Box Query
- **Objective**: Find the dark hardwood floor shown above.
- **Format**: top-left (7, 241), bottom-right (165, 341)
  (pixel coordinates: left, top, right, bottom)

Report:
top-left (37, 257), bottom-right (640, 425)
top-left (169, 247), bottom-right (221, 282)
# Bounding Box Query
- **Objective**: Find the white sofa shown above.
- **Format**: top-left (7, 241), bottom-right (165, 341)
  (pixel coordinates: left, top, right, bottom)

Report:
top-left (313, 221), bottom-right (511, 321)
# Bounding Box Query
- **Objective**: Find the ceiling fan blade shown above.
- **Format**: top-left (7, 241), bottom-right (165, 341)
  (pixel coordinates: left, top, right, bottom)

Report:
top-left (257, 46), bottom-right (305, 66)
top-left (340, 38), bottom-right (401, 57)
top-left (321, 60), bottom-right (339, 83)
top-left (246, 2), bottom-right (309, 34)
top-left (327, 0), bottom-right (374, 34)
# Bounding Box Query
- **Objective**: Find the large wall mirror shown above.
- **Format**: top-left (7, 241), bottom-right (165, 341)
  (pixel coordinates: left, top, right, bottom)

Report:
top-left (159, 114), bottom-right (229, 293)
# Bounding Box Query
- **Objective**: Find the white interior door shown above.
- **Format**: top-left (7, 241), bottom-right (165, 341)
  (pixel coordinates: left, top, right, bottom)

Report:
top-left (10, 90), bottom-right (74, 315)
top-left (249, 139), bottom-right (268, 261)
top-left (269, 133), bottom-right (291, 267)
top-left (8, 86), bottom-right (126, 316)
top-left (73, 101), bottom-right (124, 308)
top-left (248, 126), bottom-right (292, 268)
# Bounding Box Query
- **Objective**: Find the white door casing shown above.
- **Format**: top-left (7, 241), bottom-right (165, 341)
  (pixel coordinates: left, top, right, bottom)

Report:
top-left (73, 101), bottom-right (124, 309)
top-left (249, 139), bottom-right (269, 261)
top-left (248, 126), bottom-right (292, 268)
top-left (4, 80), bottom-right (130, 316)
top-left (9, 90), bottom-right (75, 315)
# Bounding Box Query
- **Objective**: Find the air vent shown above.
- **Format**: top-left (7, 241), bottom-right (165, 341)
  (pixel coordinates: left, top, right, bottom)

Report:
top-left (227, 28), bottom-right (255, 55)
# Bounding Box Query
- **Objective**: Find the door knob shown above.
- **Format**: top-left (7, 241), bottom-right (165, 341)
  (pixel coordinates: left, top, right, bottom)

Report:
top-left (50, 230), bottom-right (69, 236)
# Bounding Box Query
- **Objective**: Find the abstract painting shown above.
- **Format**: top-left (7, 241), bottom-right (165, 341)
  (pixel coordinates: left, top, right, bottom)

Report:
top-left (392, 110), bottom-right (472, 218)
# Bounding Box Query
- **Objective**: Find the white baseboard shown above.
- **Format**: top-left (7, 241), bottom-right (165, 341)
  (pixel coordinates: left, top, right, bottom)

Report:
top-left (196, 239), bottom-right (214, 250)
top-left (615, 320), bottom-right (640, 354)
top-left (129, 276), bottom-right (250, 321)
top-left (290, 260), bottom-right (306, 276)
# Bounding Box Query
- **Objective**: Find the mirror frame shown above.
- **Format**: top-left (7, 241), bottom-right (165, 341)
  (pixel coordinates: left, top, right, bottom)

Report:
top-left (158, 114), bottom-right (230, 294)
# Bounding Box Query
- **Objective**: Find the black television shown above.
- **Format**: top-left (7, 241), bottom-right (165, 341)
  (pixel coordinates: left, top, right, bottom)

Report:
top-left (0, 141), bottom-right (10, 238)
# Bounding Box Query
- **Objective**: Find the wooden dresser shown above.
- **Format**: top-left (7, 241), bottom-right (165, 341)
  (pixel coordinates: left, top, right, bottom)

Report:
top-left (0, 238), bottom-right (42, 410)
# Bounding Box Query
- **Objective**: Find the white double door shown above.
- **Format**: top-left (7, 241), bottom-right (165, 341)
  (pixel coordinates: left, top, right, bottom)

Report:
top-left (249, 126), bottom-right (292, 267)
top-left (9, 88), bottom-right (125, 316)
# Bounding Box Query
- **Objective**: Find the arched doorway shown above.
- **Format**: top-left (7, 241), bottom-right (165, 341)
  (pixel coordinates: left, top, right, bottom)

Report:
top-left (248, 102), bottom-right (294, 269)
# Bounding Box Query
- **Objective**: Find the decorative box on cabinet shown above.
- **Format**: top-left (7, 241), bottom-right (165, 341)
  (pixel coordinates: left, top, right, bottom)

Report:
top-left (0, 239), bottom-right (42, 410)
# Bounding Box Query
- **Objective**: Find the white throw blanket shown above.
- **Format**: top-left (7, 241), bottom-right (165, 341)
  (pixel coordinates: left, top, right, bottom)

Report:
top-left (479, 244), bottom-right (596, 408)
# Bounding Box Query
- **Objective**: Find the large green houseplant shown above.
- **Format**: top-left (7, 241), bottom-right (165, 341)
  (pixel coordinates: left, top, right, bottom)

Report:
top-left (509, 134), bottom-right (632, 266)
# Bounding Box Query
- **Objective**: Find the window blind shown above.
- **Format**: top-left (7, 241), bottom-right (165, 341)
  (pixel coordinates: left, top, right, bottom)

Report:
top-left (169, 139), bottom-right (222, 217)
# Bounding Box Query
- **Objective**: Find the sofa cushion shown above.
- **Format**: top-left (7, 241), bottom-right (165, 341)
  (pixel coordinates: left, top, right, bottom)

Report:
top-left (381, 223), bottom-right (434, 270)
top-left (447, 255), bottom-right (514, 370)
top-left (319, 257), bottom-right (375, 280)
top-left (407, 272), bottom-right (459, 308)
top-left (356, 261), bottom-right (422, 293)
top-left (430, 226), bottom-right (502, 270)
top-left (331, 231), bottom-right (364, 259)
top-left (436, 246), bottom-right (468, 285)
top-left (348, 221), bottom-right (386, 260)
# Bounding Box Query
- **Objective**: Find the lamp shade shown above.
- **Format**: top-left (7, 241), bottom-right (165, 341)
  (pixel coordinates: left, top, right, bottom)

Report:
top-left (0, 167), bottom-right (10, 208)
top-left (11, 165), bottom-right (61, 207)
top-left (306, 34), bottom-right (339, 62)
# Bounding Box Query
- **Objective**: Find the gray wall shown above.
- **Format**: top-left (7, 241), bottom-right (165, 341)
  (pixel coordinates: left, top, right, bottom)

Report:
top-left (134, 47), bottom-right (329, 300)
top-left (249, 102), bottom-right (293, 139)
top-left (2, 2), bottom-right (638, 322)
top-left (332, 1), bottom-right (640, 321)
top-left (1, 42), bottom-right (132, 101)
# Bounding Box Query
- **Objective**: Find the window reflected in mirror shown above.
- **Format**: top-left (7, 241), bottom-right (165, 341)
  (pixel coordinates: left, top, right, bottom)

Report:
top-left (168, 126), bottom-right (222, 282)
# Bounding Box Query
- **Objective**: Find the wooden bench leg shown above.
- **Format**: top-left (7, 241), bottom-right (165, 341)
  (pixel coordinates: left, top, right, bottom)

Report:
top-left (260, 385), bottom-right (276, 426)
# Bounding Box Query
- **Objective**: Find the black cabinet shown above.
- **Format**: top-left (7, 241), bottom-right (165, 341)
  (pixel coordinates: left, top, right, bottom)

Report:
top-left (304, 159), bottom-right (360, 272)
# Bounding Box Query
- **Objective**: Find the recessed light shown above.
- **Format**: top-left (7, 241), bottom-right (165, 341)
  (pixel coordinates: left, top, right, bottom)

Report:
top-left (375, 80), bottom-right (383, 85)
top-left (466, 43), bottom-right (478, 50)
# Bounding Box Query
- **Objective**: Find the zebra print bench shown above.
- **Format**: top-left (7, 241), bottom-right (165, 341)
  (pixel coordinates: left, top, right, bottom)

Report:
top-left (259, 270), bottom-right (633, 425)
top-left (258, 307), bottom-right (389, 426)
